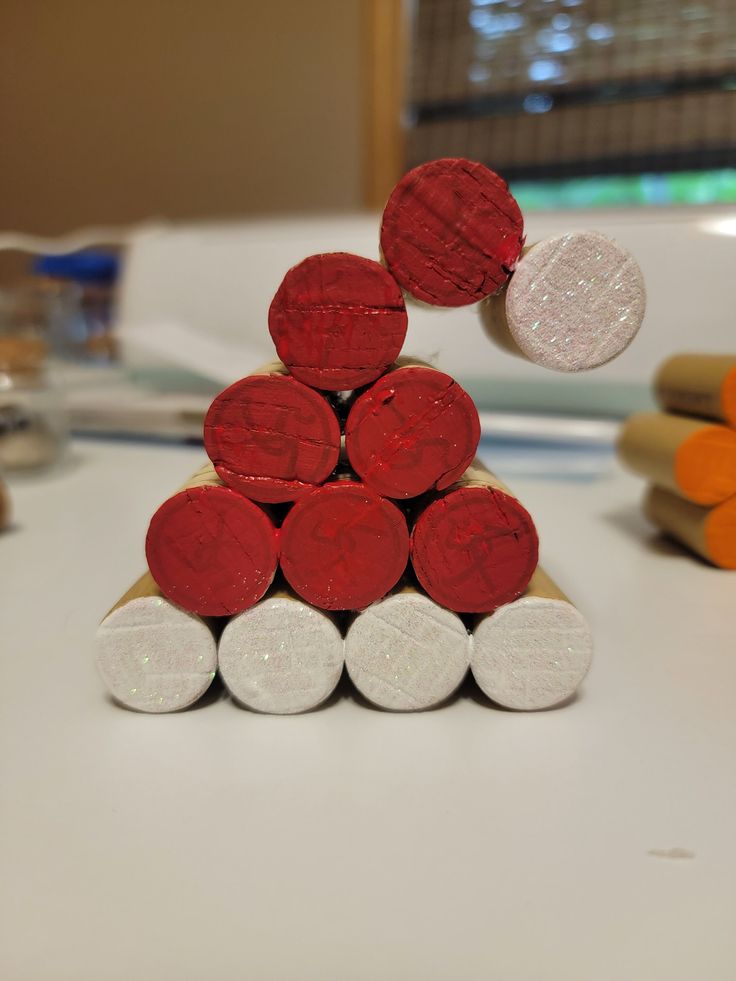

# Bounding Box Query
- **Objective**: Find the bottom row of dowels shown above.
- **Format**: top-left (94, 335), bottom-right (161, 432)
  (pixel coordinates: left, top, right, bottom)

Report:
top-left (96, 566), bottom-right (593, 714)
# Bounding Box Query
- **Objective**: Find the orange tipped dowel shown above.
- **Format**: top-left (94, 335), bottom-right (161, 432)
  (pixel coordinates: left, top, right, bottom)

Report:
top-left (655, 354), bottom-right (736, 427)
top-left (644, 486), bottom-right (736, 569)
top-left (618, 412), bottom-right (736, 506)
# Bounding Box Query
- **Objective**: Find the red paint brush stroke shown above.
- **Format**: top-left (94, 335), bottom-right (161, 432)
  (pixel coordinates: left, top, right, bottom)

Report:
top-left (345, 365), bottom-right (480, 499)
top-left (280, 481), bottom-right (409, 610)
top-left (204, 374), bottom-right (341, 503)
top-left (146, 485), bottom-right (279, 616)
top-left (380, 158), bottom-right (524, 307)
top-left (410, 486), bottom-right (538, 613)
top-left (268, 252), bottom-right (408, 391)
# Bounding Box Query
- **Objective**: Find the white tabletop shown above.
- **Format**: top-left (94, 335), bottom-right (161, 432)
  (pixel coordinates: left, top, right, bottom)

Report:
top-left (1, 439), bottom-right (734, 981)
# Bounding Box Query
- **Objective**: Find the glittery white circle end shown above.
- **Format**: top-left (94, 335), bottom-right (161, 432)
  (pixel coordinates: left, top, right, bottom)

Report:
top-left (96, 597), bottom-right (217, 713)
top-left (218, 597), bottom-right (344, 714)
top-left (506, 231), bottom-right (645, 372)
top-left (472, 596), bottom-right (593, 710)
top-left (345, 592), bottom-right (470, 711)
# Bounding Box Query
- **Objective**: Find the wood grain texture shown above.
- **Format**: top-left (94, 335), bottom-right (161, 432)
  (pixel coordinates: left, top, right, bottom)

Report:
top-left (97, 571), bottom-right (218, 713)
top-left (345, 362), bottom-right (480, 499)
top-left (268, 252), bottom-right (408, 390)
top-left (280, 479), bottom-right (409, 610)
top-left (380, 158), bottom-right (524, 307)
top-left (410, 459), bottom-right (539, 613)
top-left (204, 369), bottom-right (341, 503)
top-left (472, 566), bottom-right (593, 711)
top-left (145, 463), bottom-right (279, 616)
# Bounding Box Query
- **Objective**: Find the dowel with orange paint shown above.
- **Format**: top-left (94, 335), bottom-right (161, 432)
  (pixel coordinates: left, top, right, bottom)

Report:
top-left (617, 412), bottom-right (736, 506)
top-left (643, 486), bottom-right (736, 569)
top-left (654, 354), bottom-right (736, 427)
top-left (344, 359), bottom-right (480, 499)
top-left (410, 459), bottom-right (539, 614)
top-left (472, 566), bottom-right (593, 711)
top-left (96, 572), bottom-right (218, 713)
top-left (218, 585), bottom-right (344, 714)
top-left (203, 361), bottom-right (341, 503)
top-left (145, 462), bottom-right (279, 617)
top-left (268, 252), bottom-right (408, 391)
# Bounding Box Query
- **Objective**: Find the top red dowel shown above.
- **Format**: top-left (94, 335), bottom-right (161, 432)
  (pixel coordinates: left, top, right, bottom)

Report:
top-left (380, 158), bottom-right (524, 307)
top-left (268, 252), bottom-right (408, 391)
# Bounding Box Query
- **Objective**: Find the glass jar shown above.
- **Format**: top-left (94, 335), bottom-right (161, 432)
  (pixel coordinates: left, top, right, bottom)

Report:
top-left (0, 287), bottom-right (69, 472)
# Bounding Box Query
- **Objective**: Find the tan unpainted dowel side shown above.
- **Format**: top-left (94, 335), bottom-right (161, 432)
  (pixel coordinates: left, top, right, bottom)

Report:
top-left (0, 478), bottom-right (10, 531)
top-left (448, 457), bottom-right (517, 496)
top-left (644, 485), bottom-right (736, 569)
top-left (479, 244), bottom-right (536, 358)
top-left (654, 354), bottom-right (736, 426)
top-left (617, 411), bottom-right (736, 505)
top-left (521, 565), bottom-right (572, 605)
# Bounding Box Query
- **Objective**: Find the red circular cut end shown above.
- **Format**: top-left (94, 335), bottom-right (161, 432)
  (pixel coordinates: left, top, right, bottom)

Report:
top-left (380, 158), bottom-right (524, 307)
top-left (410, 486), bottom-right (538, 613)
top-left (268, 252), bottom-right (408, 391)
top-left (145, 485), bottom-right (279, 616)
top-left (204, 374), bottom-right (341, 503)
top-left (280, 481), bottom-right (409, 610)
top-left (345, 366), bottom-right (480, 499)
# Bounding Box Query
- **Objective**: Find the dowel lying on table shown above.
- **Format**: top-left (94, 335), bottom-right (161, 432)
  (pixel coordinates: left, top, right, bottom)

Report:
top-left (203, 361), bottom-right (341, 503)
top-left (644, 485), bottom-right (736, 569)
top-left (218, 588), bottom-right (344, 714)
top-left (268, 252), bottom-right (407, 391)
top-left (410, 459), bottom-right (539, 613)
top-left (96, 572), bottom-right (218, 713)
top-left (0, 477), bottom-right (10, 530)
top-left (280, 479), bottom-right (409, 610)
top-left (654, 353), bottom-right (736, 427)
top-left (345, 585), bottom-right (470, 711)
top-left (145, 462), bottom-right (279, 616)
top-left (380, 157), bottom-right (524, 307)
top-left (617, 412), bottom-right (736, 506)
top-left (480, 231), bottom-right (645, 371)
top-left (345, 360), bottom-right (480, 499)
top-left (472, 566), bottom-right (593, 711)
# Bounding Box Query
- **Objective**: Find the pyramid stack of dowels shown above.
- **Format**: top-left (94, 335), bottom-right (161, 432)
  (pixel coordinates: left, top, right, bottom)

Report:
top-left (618, 354), bottom-right (736, 569)
top-left (97, 158), bottom-right (647, 715)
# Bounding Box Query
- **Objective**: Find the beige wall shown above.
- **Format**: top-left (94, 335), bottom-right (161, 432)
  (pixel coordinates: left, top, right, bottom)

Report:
top-left (0, 0), bottom-right (365, 235)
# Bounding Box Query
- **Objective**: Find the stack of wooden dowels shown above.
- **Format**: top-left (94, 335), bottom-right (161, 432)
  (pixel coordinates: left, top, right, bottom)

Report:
top-left (97, 157), bottom-right (648, 715)
top-left (618, 354), bottom-right (736, 569)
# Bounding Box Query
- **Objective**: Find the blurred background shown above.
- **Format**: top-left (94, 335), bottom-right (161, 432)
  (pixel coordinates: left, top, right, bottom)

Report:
top-left (1, 0), bottom-right (735, 473)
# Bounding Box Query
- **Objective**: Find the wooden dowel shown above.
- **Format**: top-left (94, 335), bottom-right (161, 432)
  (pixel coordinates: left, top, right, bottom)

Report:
top-left (268, 252), bottom-right (407, 391)
top-left (344, 583), bottom-right (470, 711)
top-left (380, 157), bottom-right (524, 307)
top-left (617, 411), bottom-right (736, 505)
top-left (471, 566), bottom-right (593, 710)
top-left (410, 459), bottom-right (539, 613)
top-left (0, 477), bottom-right (10, 531)
top-left (145, 462), bottom-right (279, 616)
top-left (204, 360), bottom-right (341, 503)
top-left (644, 485), bottom-right (736, 569)
top-left (218, 587), bottom-right (344, 714)
top-left (279, 478), bottom-right (409, 611)
top-left (96, 571), bottom-right (218, 713)
top-left (654, 353), bottom-right (736, 427)
top-left (480, 231), bottom-right (646, 372)
top-left (344, 359), bottom-right (480, 499)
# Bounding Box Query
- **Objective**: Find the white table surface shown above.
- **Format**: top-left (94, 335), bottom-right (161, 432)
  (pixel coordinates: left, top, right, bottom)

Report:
top-left (1, 439), bottom-right (734, 981)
